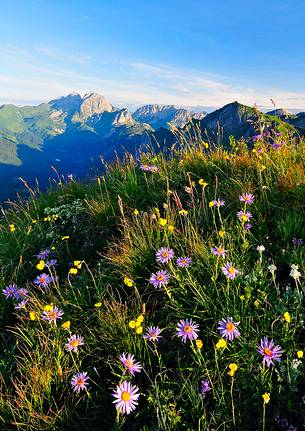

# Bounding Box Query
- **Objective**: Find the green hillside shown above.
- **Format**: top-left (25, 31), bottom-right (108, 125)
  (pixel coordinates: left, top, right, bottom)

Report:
top-left (0, 127), bottom-right (304, 430)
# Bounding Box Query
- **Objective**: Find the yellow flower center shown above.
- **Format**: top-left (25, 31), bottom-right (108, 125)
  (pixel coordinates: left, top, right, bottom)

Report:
top-left (162, 252), bottom-right (168, 257)
top-left (125, 359), bottom-right (134, 368)
top-left (77, 378), bottom-right (84, 386)
top-left (217, 247), bottom-right (224, 254)
top-left (184, 325), bottom-right (191, 333)
top-left (226, 322), bottom-right (235, 331)
top-left (157, 275), bottom-right (164, 281)
top-left (49, 311), bottom-right (56, 319)
top-left (228, 267), bottom-right (235, 274)
top-left (39, 277), bottom-right (46, 283)
top-left (121, 391), bottom-right (131, 402)
top-left (241, 214), bottom-right (248, 221)
top-left (71, 340), bottom-right (79, 348)
top-left (264, 348), bottom-right (273, 357)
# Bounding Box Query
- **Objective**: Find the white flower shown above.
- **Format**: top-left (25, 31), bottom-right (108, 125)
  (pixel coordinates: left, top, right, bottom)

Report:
top-left (290, 266), bottom-right (301, 280)
top-left (257, 245), bottom-right (265, 253)
top-left (268, 264), bottom-right (277, 274)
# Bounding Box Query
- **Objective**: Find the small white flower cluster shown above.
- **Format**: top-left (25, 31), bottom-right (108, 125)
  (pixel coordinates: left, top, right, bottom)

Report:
top-left (257, 245), bottom-right (265, 253)
top-left (290, 264), bottom-right (301, 281)
top-left (268, 264), bottom-right (277, 274)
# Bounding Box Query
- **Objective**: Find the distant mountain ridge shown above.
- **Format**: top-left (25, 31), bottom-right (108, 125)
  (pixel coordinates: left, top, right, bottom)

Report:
top-left (0, 92), bottom-right (302, 201)
top-left (133, 104), bottom-right (205, 129)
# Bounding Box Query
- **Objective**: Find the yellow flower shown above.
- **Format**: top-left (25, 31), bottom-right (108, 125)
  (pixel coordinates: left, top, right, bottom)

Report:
top-left (262, 393), bottom-right (270, 404)
top-left (209, 201), bottom-right (214, 207)
top-left (32, 219), bottom-right (37, 224)
top-left (283, 311), bottom-right (291, 323)
top-left (9, 224), bottom-right (16, 232)
top-left (136, 326), bottom-right (143, 334)
top-left (124, 276), bottom-right (134, 287)
top-left (29, 311), bottom-right (37, 320)
top-left (73, 260), bottom-right (82, 269)
top-left (216, 338), bottom-right (227, 349)
top-left (36, 260), bottom-right (45, 270)
top-left (137, 315), bottom-right (144, 323)
top-left (135, 320), bottom-right (142, 328)
top-left (129, 320), bottom-right (136, 329)
top-left (260, 165), bottom-right (267, 171)
top-left (159, 218), bottom-right (167, 227)
top-left (179, 209), bottom-right (188, 216)
top-left (203, 142), bottom-right (209, 149)
top-left (240, 295), bottom-right (245, 301)
top-left (69, 267), bottom-right (78, 275)
top-left (61, 321), bottom-right (71, 330)
top-left (133, 209), bottom-right (139, 215)
top-left (44, 304), bottom-right (53, 312)
top-left (198, 179), bottom-right (208, 187)
top-left (61, 236), bottom-right (70, 240)
top-left (167, 224), bottom-right (175, 233)
top-left (219, 230), bottom-right (226, 238)
top-left (195, 339), bottom-right (203, 349)
top-left (297, 350), bottom-right (303, 359)
top-left (254, 300), bottom-right (260, 308)
top-left (228, 363), bottom-right (238, 376)
top-left (94, 302), bottom-right (102, 308)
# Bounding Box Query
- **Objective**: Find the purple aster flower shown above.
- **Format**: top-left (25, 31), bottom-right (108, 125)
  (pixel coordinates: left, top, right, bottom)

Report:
top-left (244, 223), bottom-right (252, 230)
top-left (150, 165), bottom-right (159, 173)
top-left (65, 334), bottom-right (85, 353)
top-left (2, 284), bottom-right (18, 299)
top-left (218, 317), bottom-right (240, 341)
top-left (176, 318), bottom-right (199, 342)
top-left (42, 305), bottom-right (64, 325)
top-left (237, 210), bottom-right (252, 222)
top-left (119, 353), bottom-right (142, 375)
top-left (252, 134), bottom-right (263, 141)
top-left (257, 337), bottom-right (283, 367)
top-left (71, 371), bottom-right (89, 393)
top-left (239, 193), bottom-right (255, 205)
top-left (176, 257), bottom-right (192, 267)
top-left (143, 326), bottom-right (163, 342)
top-left (15, 299), bottom-right (28, 311)
top-left (149, 270), bottom-right (170, 288)
top-left (140, 163), bottom-right (151, 172)
top-left (46, 259), bottom-right (58, 267)
top-left (36, 249), bottom-right (51, 260)
top-left (201, 380), bottom-right (211, 397)
top-left (211, 246), bottom-right (227, 258)
top-left (112, 380), bottom-right (140, 415)
top-left (156, 247), bottom-right (174, 264)
top-left (15, 288), bottom-right (28, 299)
top-left (272, 142), bottom-right (284, 150)
top-left (213, 199), bottom-right (225, 207)
top-left (292, 238), bottom-right (304, 246)
top-left (222, 263), bottom-right (240, 280)
top-left (34, 273), bottom-right (52, 288)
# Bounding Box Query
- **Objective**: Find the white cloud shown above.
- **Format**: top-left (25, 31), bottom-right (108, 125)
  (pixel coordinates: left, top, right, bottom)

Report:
top-left (0, 44), bottom-right (305, 111)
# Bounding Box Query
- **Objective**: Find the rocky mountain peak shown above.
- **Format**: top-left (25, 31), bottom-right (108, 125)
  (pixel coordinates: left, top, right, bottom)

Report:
top-left (80, 93), bottom-right (114, 118)
top-left (112, 108), bottom-right (135, 126)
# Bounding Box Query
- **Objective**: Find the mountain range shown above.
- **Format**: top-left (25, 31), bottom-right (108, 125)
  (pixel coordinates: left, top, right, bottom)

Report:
top-left (0, 92), bottom-right (304, 200)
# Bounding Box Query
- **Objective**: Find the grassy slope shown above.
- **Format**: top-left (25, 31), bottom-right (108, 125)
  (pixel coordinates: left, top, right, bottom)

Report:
top-left (0, 131), bottom-right (304, 430)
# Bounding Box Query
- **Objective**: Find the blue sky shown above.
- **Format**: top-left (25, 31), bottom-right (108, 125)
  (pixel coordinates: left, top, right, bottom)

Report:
top-left (1, 0), bottom-right (305, 110)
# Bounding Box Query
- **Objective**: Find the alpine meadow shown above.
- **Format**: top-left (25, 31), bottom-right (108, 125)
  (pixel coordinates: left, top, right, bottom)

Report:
top-left (1, 1), bottom-right (305, 430)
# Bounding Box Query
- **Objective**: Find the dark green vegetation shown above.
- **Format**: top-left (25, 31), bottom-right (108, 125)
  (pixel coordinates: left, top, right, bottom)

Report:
top-left (0, 127), bottom-right (304, 430)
